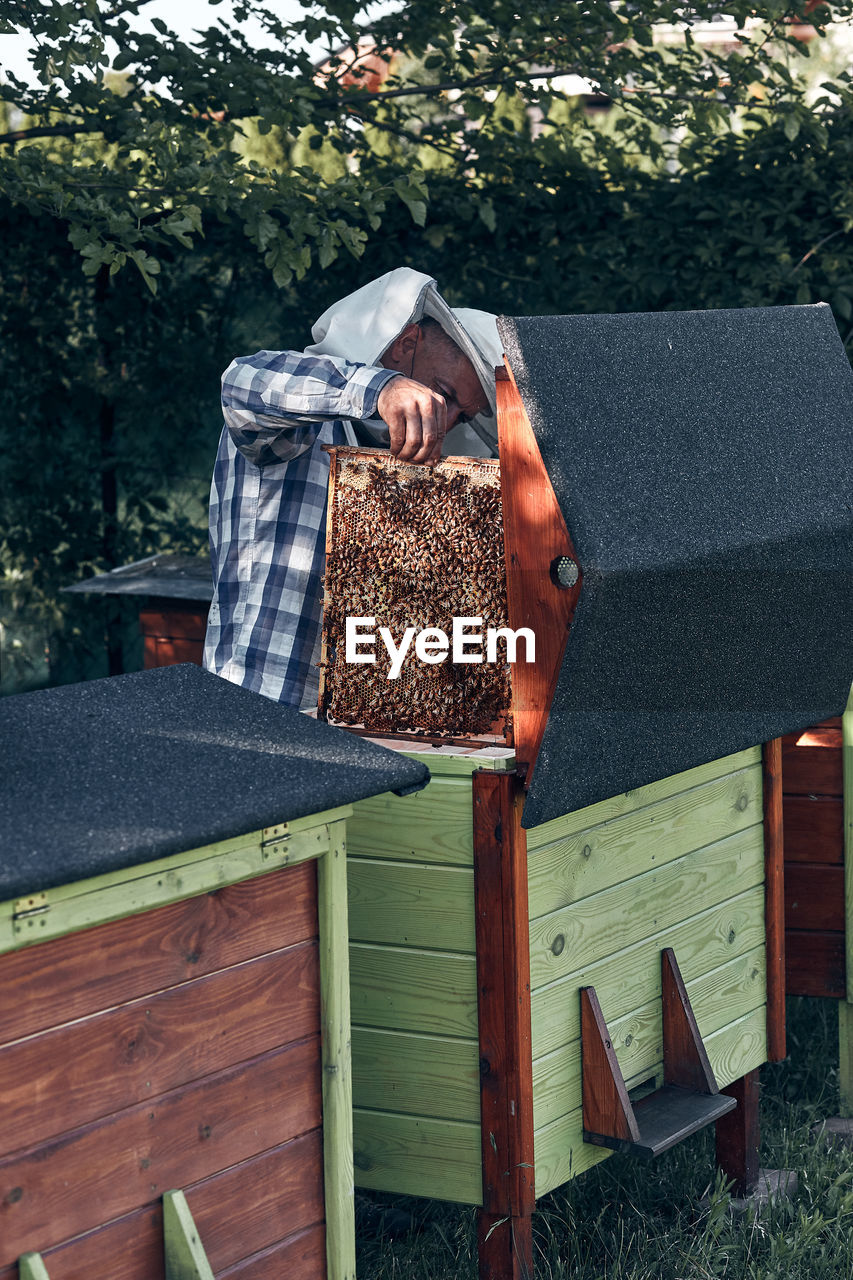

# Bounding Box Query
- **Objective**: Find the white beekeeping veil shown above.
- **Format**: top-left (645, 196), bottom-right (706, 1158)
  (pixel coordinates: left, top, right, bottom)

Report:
top-left (304, 267), bottom-right (504, 455)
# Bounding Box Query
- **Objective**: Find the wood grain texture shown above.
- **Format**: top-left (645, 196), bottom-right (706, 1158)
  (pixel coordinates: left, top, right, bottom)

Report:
top-left (349, 943), bottom-right (477, 1037)
top-left (531, 887), bottom-right (767, 1058)
top-left (497, 362), bottom-right (579, 782)
top-left (839, 1001), bottom-right (853, 1119)
top-left (347, 780), bottom-right (475, 867)
top-left (763, 738), bottom-right (786, 1061)
top-left (781, 738), bottom-right (843, 796)
top-left (782, 795), bottom-right (843, 864)
top-left (473, 770), bottom-right (535, 1220)
top-left (217, 1225), bottom-right (326, 1280)
top-left (527, 763), bottom-right (762, 920)
top-left (661, 948), bottom-right (719, 1093)
top-left (347, 859), bottom-right (475, 951)
top-left (477, 1211), bottom-right (533, 1280)
top-left (533, 1006), bottom-right (766, 1198)
top-left (0, 1134), bottom-right (325, 1280)
top-left (529, 824), bottom-right (765, 988)
top-left (532, 945), bottom-right (766, 1131)
top-left (580, 986), bottom-right (639, 1145)
top-left (525, 748), bottom-right (761, 855)
top-left (715, 1069), bottom-right (760, 1196)
top-left (0, 1038), bottom-right (321, 1265)
top-left (785, 864), bottom-right (844, 932)
top-left (785, 929), bottom-right (845, 998)
top-left (139, 608), bottom-right (209, 642)
top-left (0, 864), bottom-right (317, 1046)
top-left (352, 1027), bottom-right (481, 1121)
top-left (352, 1108), bottom-right (482, 1204)
top-left (0, 942), bottom-right (319, 1155)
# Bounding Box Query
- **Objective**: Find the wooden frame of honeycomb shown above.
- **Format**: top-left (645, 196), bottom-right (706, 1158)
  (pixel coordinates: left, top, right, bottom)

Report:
top-left (318, 446), bottom-right (514, 745)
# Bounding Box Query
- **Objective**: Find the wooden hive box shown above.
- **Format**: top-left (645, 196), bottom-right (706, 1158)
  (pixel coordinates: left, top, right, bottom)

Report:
top-left (319, 304), bottom-right (853, 1279)
top-left (0, 666), bottom-right (428, 1280)
top-left (781, 688), bottom-right (853, 1109)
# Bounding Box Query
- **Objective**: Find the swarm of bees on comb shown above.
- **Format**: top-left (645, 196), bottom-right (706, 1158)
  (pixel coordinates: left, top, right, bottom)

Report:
top-left (319, 449), bottom-right (513, 740)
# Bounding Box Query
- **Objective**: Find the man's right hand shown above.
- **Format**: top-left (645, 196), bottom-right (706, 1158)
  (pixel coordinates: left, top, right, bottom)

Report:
top-left (377, 376), bottom-right (448, 466)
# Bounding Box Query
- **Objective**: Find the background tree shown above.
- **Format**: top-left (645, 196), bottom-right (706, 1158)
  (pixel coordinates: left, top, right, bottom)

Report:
top-left (2, 1), bottom-right (853, 690)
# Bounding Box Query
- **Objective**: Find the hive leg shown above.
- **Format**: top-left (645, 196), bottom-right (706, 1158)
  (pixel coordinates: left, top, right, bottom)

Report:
top-left (714, 1068), bottom-right (760, 1196)
top-left (477, 1210), bottom-right (533, 1280)
top-left (839, 1002), bottom-right (853, 1117)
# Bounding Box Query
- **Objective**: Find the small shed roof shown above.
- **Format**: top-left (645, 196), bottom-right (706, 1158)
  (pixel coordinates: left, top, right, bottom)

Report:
top-left (63, 553), bottom-right (213, 602)
top-left (0, 665), bottom-right (428, 900)
top-left (499, 303), bottom-right (853, 827)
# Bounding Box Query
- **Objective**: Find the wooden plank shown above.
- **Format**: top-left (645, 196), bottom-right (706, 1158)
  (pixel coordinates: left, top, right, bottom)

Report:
top-left (163, 1190), bottom-right (214, 1280)
top-left (3, 1134), bottom-right (325, 1280)
top-left (531, 946), bottom-right (766, 1130)
top-left (317, 820), bottom-right (355, 1280)
top-left (785, 863), bottom-right (845, 932)
top-left (347, 860), bottom-right (475, 951)
top-left (350, 943), bottom-right (477, 1037)
top-left (0, 1039), bottom-right (321, 1264)
top-left (782, 795), bottom-right (843, 864)
top-left (352, 1109), bottom-right (482, 1204)
top-left (527, 763), bottom-right (763, 919)
top-left (347, 780), bottom-right (474, 867)
top-left (217, 1225), bottom-right (326, 1280)
top-left (844, 687), bottom-right (853, 1003)
top-left (477, 1213), bottom-right (533, 1280)
top-left (140, 608), bottom-right (209, 642)
top-left (580, 986), bottom-right (639, 1145)
top-left (525, 747), bottom-right (761, 854)
top-left (533, 1005), bottom-right (767, 1198)
top-left (472, 770), bottom-right (535, 1223)
top-left (0, 824), bottom-right (329, 957)
top-left (532, 886), bottom-right (767, 1058)
top-left (145, 636), bottom-right (205, 668)
top-left (785, 929), bottom-right (845, 998)
top-left (529, 824), bottom-right (765, 989)
top-left (352, 1028), bottom-right (481, 1122)
top-left (0, 942), bottom-right (319, 1155)
top-left (0, 866), bottom-right (317, 1047)
top-left (497, 361), bottom-right (579, 783)
top-left (402, 749), bottom-right (516, 778)
top-left (661, 948), bottom-right (719, 1093)
top-left (715, 1069), bottom-right (760, 1196)
top-left (763, 737), bottom-right (786, 1061)
top-left (840, 1001), bottom-right (853, 1118)
top-left (781, 741), bottom-right (843, 796)
top-left (17, 1258), bottom-right (50, 1280)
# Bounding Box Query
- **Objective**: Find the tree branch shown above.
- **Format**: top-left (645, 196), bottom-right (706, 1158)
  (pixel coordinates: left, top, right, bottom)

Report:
top-left (0, 123), bottom-right (103, 145)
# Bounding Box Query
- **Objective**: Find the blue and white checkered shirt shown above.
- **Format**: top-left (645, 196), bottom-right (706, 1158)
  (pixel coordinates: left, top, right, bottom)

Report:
top-left (203, 350), bottom-right (399, 709)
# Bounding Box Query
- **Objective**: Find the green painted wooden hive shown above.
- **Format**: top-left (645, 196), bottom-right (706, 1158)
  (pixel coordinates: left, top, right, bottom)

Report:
top-left (0, 666), bottom-right (428, 1280)
top-left (332, 305), bottom-right (853, 1279)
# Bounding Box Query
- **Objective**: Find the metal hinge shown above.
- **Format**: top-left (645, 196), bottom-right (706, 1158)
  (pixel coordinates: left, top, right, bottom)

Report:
top-left (12, 892), bottom-right (50, 926)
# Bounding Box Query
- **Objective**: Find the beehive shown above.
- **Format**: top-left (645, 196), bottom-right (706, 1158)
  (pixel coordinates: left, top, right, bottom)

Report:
top-left (319, 447), bottom-right (512, 743)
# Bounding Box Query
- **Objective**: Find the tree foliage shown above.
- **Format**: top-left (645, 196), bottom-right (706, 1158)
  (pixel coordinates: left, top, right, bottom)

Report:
top-left (3, 1), bottom-right (853, 690)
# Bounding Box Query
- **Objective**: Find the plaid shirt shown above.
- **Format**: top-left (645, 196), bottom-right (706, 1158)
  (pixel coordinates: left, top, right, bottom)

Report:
top-left (203, 350), bottom-right (398, 708)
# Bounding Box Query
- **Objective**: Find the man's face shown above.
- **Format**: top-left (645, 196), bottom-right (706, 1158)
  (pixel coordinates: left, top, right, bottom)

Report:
top-left (383, 324), bottom-right (489, 430)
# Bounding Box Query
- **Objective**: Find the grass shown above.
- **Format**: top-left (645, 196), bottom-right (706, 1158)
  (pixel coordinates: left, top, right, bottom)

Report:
top-left (355, 998), bottom-right (853, 1278)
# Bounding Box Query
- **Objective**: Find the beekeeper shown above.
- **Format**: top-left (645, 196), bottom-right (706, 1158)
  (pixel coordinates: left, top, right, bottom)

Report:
top-left (203, 267), bottom-right (504, 710)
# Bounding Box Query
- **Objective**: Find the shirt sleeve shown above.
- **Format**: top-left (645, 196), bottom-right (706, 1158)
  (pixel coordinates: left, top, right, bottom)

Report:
top-left (221, 349), bottom-right (400, 467)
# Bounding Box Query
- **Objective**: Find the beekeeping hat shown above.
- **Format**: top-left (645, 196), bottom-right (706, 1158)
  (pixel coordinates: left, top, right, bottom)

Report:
top-left (305, 267), bottom-right (504, 454)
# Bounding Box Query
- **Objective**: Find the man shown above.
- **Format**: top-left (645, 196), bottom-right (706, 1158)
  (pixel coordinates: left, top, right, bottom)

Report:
top-left (203, 267), bottom-right (504, 710)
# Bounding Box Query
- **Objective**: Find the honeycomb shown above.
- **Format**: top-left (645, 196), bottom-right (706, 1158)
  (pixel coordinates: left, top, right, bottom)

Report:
top-left (319, 447), bottom-right (513, 742)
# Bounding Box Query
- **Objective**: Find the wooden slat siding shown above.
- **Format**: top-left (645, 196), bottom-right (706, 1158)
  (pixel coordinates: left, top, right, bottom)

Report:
top-left (533, 1006), bottom-right (767, 1199)
top-left (0, 1134), bottom-right (325, 1280)
top-left (0, 1038), bottom-right (320, 1265)
top-left (0, 823), bottom-right (331, 957)
top-left (496, 361), bottom-right (579, 786)
top-left (529, 825), bottom-right (765, 989)
top-left (531, 945), bottom-right (766, 1131)
top-left (781, 739), bottom-right (843, 795)
top-left (348, 860), bottom-right (476, 951)
top-left (217, 1225), bottom-right (326, 1280)
top-left (0, 942), bottom-right (319, 1155)
top-left (785, 930), bottom-right (846, 998)
top-left (352, 1110), bottom-right (482, 1204)
top-left (347, 778), bottom-right (476, 867)
top-left (144, 635), bottom-right (205, 669)
top-left (352, 1028), bottom-right (481, 1121)
top-left (0, 865), bottom-right (316, 1046)
top-left (527, 762), bottom-right (763, 919)
top-left (785, 864), bottom-right (845, 932)
top-left (525, 747), bottom-right (761, 855)
top-left (139, 608), bottom-right (209, 642)
top-left (763, 737), bottom-right (786, 1061)
top-left (350, 943), bottom-right (477, 1037)
top-left (531, 886), bottom-right (766, 1059)
top-left (783, 796), bottom-right (844, 863)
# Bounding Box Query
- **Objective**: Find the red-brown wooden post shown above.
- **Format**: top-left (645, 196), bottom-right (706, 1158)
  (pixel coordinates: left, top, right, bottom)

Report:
top-left (473, 769), bottom-right (535, 1280)
top-left (715, 1069), bottom-right (760, 1197)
